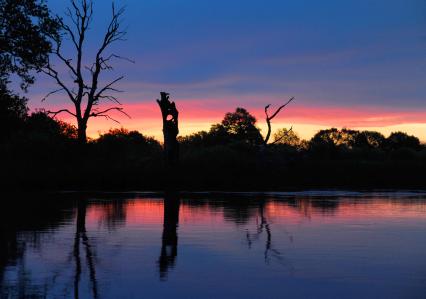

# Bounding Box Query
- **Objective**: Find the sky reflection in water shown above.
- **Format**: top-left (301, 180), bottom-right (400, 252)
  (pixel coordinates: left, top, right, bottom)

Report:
top-left (1, 192), bottom-right (426, 299)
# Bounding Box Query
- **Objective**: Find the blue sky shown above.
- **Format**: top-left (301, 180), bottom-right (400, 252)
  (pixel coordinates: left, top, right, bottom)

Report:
top-left (29, 0), bottom-right (426, 139)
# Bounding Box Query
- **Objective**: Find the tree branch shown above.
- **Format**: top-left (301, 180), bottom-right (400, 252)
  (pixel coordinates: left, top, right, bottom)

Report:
top-left (271, 126), bottom-right (293, 145)
top-left (47, 109), bottom-right (77, 118)
top-left (267, 97), bottom-right (295, 121)
top-left (94, 76), bottom-right (124, 100)
top-left (52, 38), bottom-right (78, 78)
top-left (42, 87), bottom-right (65, 102)
top-left (89, 107), bottom-right (130, 123)
top-left (42, 0), bottom-right (130, 143)
top-left (263, 97), bottom-right (295, 145)
top-left (41, 60), bottom-right (76, 103)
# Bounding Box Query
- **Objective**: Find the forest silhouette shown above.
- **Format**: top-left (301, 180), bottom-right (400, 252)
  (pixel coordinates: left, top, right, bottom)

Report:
top-left (1, 102), bottom-right (426, 190)
top-left (1, 0), bottom-right (426, 191)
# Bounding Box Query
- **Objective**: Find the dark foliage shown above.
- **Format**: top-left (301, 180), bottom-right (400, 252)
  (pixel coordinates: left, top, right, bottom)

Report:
top-left (95, 128), bottom-right (161, 162)
top-left (1, 104), bottom-right (425, 191)
top-left (0, 86), bottom-right (28, 140)
top-left (221, 107), bottom-right (264, 145)
top-left (179, 107), bottom-right (264, 147)
top-left (25, 111), bottom-right (78, 142)
top-left (0, 0), bottom-right (59, 91)
top-left (385, 131), bottom-right (421, 150)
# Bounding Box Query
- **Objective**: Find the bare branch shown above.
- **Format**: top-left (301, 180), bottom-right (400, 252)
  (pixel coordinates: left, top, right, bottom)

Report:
top-left (89, 107), bottom-right (130, 123)
top-left (104, 54), bottom-right (135, 64)
top-left (52, 38), bottom-right (78, 78)
top-left (94, 76), bottom-right (124, 99)
top-left (42, 88), bottom-right (65, 102)
top-left (97, 54), bottom-right (135, 71)
top-left (271, 126), bottom-right (293, 145)
top-left (263, 97), bottom-right (295, 145)
top-left (90, 107), bottom-right (130, 117)
top-left (58, 19), bottom-right (79, 49)
top-left (95, 4), bottom-right (126, 60)
top-left (41, 60), bottom-right (76, 104)
top-left (267, 97), bottom-right (295, 121)
top-left (47, 109), bottom-right (77, 118)
top-left (97, 95), bottom-right (122, 105)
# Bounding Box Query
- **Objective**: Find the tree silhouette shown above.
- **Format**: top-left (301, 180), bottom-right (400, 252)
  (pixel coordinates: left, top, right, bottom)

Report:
top-left (41, 0), bottom-right (131, 144)
top-left (0, 85), bottom-right (28, 140)
top-left (0, 0), bottom-right (59, 141)
top-left (386, 132), bottom-right (421, 150)
top-left (157, 92), bottom-right (179, 167)
top-left (158, 192), bottom-right (181, 280)
top-left (262, 97), bottom-right (294, 145)
top-left (353, 131), bottom-right (385, 149)
top-left (96, 128), bottom-right (161, 157)
top-left (0, 0), bottom-right (59, 92)
top-left (220, 107), bottom-right (263, 145)
top-left (272, 128), bottom-right (301, 147)
top-left (26, 111), bottom-right (78, 142)
top-left (73, 200), bottom-right (98, 299)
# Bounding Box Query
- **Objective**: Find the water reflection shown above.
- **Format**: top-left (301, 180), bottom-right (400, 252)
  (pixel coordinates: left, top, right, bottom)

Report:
top-left (245, 199), bottom-right (293, 268)
top-left (1, 192), bottom-right (426, 298)
top-left (0, 195), bottom-right (75, 298)
top-left (74, 200), bottom-right (98, 299)
top-left (158, 192), bottom-right (180, 280)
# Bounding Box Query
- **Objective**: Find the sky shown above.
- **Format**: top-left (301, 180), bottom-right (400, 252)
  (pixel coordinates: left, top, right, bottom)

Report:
top-left (26, 0), bottom-right (426, 141)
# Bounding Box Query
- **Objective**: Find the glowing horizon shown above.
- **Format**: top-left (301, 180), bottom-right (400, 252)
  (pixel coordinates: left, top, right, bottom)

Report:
top-left (29, 100), bottom-right (426, 142)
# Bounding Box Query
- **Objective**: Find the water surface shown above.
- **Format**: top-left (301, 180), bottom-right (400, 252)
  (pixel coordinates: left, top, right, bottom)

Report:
top-left (1, 192), bottom-right (426, 298)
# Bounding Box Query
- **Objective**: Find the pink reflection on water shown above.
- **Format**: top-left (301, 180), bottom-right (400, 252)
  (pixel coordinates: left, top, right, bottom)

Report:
top-left (85, 197), bottom-right (426, 229)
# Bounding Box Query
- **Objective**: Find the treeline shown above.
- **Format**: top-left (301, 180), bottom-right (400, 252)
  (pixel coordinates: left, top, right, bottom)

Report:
top-left (1, 102), bottom-right (425, 191)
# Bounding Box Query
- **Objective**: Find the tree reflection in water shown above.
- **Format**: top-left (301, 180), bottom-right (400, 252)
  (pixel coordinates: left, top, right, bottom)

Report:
top-left (245, 199), bottom-right (295, 272)
top-left (73, 200), bottom-right (98, 299)
top-left (0, 194), bottom-right (74, 298)
top-left (73, 196), bottom-right (129, 298)
top-left (158, 191), bottom-right (181, 280)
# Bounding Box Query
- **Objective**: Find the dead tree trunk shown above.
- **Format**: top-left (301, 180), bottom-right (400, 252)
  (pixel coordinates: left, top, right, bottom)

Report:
top-left (157, 92), bottom-right (179, 168)
top-left (263, 97), bottom-right (294, 146)
top-left (77, 120), bottom-right (87, 145)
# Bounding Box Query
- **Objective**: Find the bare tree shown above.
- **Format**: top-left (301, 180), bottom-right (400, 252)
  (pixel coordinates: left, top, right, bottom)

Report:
top-left (41, 0), bottom-right (131, 144)
top-left (262, 97), bottom-right (294, 145)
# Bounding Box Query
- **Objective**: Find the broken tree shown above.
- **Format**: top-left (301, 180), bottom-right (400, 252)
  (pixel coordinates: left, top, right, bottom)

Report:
top-left (157, 92), bottom-right (179, 167)
top-left (263, 97), bottom-right (295, 145)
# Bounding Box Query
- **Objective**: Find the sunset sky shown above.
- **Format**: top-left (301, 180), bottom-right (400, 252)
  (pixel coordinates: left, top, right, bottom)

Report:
top-left (27, 0), bottom-right (426, 141)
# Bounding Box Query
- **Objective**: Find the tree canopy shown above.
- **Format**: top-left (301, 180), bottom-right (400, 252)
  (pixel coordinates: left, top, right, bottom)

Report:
top-left (273, 128), bottom-right (301, 146)
top-left (220, 107), bottom-right (263, 145)
top-left (0, 0), bottom-right (59, 91)
top-left (0, 85), bottom-right (28, 140)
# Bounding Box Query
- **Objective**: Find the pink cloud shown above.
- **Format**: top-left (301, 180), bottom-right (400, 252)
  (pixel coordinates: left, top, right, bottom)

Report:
top-left (117, 101), bottom-right (426, 127)
top-left (39, 99), bottom-right (426, 126)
